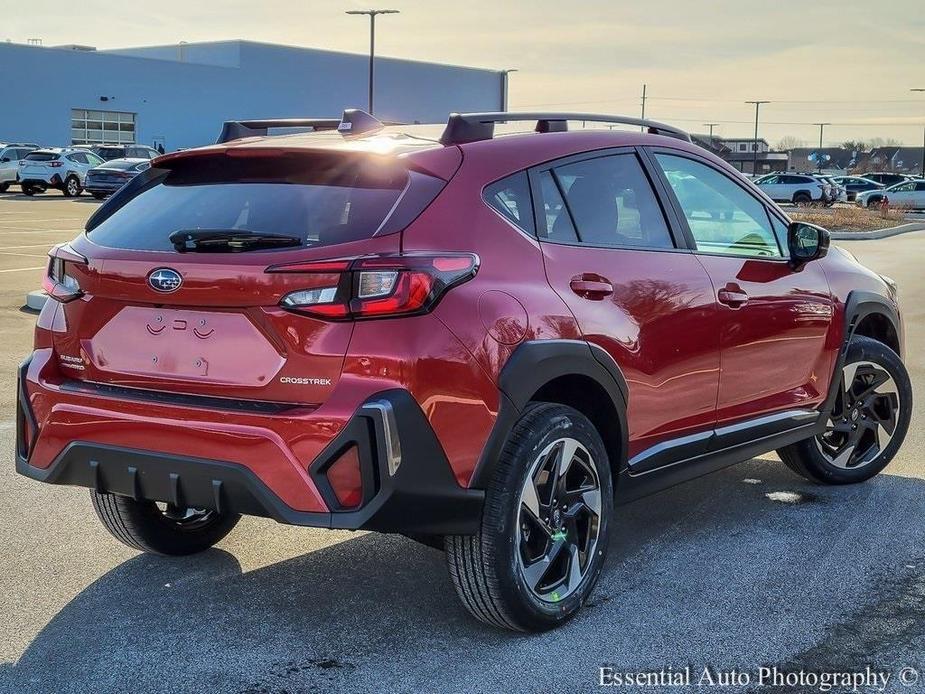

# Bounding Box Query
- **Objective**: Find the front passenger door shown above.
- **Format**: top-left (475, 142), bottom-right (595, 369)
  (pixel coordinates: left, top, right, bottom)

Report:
top-left (650, 151), bottom-right (835, 426)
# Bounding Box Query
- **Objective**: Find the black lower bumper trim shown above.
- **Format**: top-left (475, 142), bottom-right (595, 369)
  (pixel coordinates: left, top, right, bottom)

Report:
top-left (15, 386), bottom-right (484, 535)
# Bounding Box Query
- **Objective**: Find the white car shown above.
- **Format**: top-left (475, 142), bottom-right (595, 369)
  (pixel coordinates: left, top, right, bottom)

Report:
top-left (0, 143), bottom-right (38, 192)
top-left (19, 148), bottom-right (105, 197)
top-left (856, 179), bottom-right (925, 210)
top-left (752, 173), bottom-right (828, 205)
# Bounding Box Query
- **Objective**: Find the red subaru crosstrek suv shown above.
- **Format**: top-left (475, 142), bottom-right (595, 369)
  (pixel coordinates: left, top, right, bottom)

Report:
top-left (16, 110), bottom-right (911, 631)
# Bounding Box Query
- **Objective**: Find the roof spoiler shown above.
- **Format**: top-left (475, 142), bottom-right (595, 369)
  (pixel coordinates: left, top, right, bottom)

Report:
top-left (439, 112), bottom-right (691, 145)
top-left (216, 109), bottom-right (389, 144)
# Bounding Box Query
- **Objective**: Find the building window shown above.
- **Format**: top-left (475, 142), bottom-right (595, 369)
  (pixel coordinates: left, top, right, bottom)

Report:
top-left (739, 143), bottom-right (747, 151)
top-left (71, 109), bottom-right (136, 145)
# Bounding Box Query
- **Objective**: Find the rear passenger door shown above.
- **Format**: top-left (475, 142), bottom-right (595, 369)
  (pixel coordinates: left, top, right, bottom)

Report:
top-left (648, 150), bottom-right (834, 426)
top-left (529, 148), bottom-right (723, 459)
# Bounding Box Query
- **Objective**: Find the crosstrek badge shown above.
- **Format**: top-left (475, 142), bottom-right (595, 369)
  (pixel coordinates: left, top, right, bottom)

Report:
top-left (279, 376), bottom-right (333, 385)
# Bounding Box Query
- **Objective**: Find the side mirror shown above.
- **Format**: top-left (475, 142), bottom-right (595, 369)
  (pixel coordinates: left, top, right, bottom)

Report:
top-left (0, 157), bottom-right (9, 163)
top-left (788, 222), bottom-right (830, 266)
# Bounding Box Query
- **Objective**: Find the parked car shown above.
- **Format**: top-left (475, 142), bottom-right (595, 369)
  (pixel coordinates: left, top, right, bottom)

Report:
top-left (810, 174), bottom-right (848, 204)
top-left (830, 175), bottom-right (884, 202)
top-left (0, 143), bottom-right (38, 192)
top-left (84, 158), bottom-right (151, 199)
top-left (18, 148), bottom-right (105, 196)
top-left (753, 173), bottom-right (828, 205)
top-left (17, 109), bottom-right (911, 632)
top-left (86, 144), bottom-right (160, 161)
top-left (857, 179), bottom-right (925, 209)
top-left (862, 172), bottom-right (915, 188)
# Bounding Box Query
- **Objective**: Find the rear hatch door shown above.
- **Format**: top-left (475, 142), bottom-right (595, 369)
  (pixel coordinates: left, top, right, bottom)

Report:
top-left (54, 148), bottom-right (440, 406)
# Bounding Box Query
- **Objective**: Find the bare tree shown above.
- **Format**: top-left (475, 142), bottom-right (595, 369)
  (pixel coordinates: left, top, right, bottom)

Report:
top-left (776, 136), bottom-right (806, 151)
top-left (841, 140), bottom-right (868, 153)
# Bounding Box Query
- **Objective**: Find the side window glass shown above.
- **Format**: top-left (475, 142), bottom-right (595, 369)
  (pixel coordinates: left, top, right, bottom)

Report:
top-left (770, 216), bottom-right (790, 257)
top-left (551, 154), bottom-right (673, 248)
top-left (483, 171), bottom-right (535, 235)
top-left (537, 170), bottom-right (578, 242)
top-left (655, 153), bottom-right (782, 258)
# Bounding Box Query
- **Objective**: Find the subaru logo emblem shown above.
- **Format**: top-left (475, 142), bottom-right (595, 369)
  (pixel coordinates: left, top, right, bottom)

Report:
top-left (148, 268), bottom-right (182, 293)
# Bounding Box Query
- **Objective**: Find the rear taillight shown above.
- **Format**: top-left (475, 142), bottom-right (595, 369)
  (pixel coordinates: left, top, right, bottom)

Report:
top-left (269, 253), bottom-right (479, 320)
top-left (43, 244), bottom-right (87, 302)
top-left (49, 161), bottom-right (63, 168)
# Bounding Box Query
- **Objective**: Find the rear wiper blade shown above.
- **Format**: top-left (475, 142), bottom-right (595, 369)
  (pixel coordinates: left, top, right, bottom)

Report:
top-left (169, 229), bottom-right (302, 253)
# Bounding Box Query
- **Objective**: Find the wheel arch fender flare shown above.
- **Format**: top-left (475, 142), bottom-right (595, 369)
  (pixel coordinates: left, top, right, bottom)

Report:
top-left (822, 290), bottom-right (902, 414)
top-left (470, 339), bottom-right (630, 489)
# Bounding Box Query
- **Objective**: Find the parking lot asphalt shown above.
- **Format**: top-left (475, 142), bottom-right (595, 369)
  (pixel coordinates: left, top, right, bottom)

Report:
top-left (0, 192), bottom-right (923, 694)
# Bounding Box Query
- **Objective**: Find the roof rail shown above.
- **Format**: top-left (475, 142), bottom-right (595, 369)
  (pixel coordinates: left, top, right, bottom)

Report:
top-left (439, 112), bottom-right (691, 145)
top-left (216, 109), bottom-right (389, 144)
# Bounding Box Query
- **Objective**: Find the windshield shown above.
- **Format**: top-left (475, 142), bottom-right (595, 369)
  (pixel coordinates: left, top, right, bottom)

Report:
top-left (88, 167), bottom-right (407, 252)
top-left (25, 152), bottom-right (59, 162)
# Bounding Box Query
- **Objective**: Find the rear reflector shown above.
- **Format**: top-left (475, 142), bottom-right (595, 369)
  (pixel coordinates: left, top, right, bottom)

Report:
top-left (271, 253), bottom-right (479, 320)
top-left (326, 445), bottom-right (363, 508)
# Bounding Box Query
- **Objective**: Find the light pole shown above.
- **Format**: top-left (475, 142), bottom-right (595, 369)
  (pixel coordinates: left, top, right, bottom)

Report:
top-left (813, 122), bottom-right (831, 172)
top-left (500, 69), bottom-right (518, 111)
top-left (913, 89), bottom-right (925, 178)
top-left (704, 123), bottom-right (719, 140)
top-left (746, 100), bottom-right (770, 175)
top-left (346, 9), bottom-right (399, 115)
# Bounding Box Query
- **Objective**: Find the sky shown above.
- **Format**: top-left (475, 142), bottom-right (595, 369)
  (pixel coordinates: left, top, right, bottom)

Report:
top-left (5, 0), bottom-right (925, 146)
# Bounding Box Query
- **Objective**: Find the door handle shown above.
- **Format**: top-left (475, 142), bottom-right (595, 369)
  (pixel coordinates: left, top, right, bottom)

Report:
top-left (569, 275), bottom-right (614, 300)
top-left (717, 284), bottom-right (749, 308)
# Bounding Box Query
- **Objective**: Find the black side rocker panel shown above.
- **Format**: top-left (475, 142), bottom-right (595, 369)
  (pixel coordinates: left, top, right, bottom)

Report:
top-left (16, 385), bottom-right (484, 535)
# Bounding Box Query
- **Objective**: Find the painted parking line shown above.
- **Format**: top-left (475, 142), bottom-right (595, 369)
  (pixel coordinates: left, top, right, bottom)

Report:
top-left (0, 244), bottom-right (57, 250)
top-left (0, 265), bottom-right (45, 273)
top-left (0, 251), bottom-right (47, 258)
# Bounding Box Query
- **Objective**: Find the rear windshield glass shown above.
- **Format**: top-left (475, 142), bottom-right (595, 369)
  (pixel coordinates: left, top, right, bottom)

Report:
top-left (25, 152), bottom-right (59, 161)
top-left (99, 159), bottom-right (142, 170)
top-left (87, 157), bottom-right (408, 252)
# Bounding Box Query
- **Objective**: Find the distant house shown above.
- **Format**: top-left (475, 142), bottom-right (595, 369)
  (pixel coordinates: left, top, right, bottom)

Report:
top-left (700, 137), bottom-right (787, 174)
top-left (887, 147), bottom-right (924, 174)
top-left (866, 147), bottom-right (902, 171)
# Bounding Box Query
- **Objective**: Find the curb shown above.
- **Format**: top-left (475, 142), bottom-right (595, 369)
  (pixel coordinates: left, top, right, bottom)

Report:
top-left (829, 222), bottom-right (925, 241)
top-left (24, 290), bottom-right (47, 312)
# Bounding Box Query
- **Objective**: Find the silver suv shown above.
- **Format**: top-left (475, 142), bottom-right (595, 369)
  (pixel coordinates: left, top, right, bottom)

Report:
top-left (19, 148), bottom-right (105, 197)
top-left (0, 143), bottom-right (38, 192)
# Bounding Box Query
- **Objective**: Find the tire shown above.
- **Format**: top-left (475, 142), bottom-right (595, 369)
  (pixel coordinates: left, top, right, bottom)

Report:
top-left (21, 184), bottom-right (35, 196)
top-left (778, 335), bottom-right (911, 485)
top-left (90, 491), bottom-right (241, 555)
top-left (446, 403), bottom-right (613, 631)
top-left (63, 175), bottom-right (82, 197)
top-left (0, 182), bottom-right (9, 193)
top-left (793, 192), bottom-right (811, 206)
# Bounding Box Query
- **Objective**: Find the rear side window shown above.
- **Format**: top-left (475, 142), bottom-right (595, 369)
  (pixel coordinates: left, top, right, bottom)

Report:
top-left (537, 170), bottom-right (578, 242)
top-left (25, 152), bottom-right (59, 162)
top-left (483, 172), bottom-right (535, 235)
top-left (552, 154), bottom-right (673, 248)
top-left (87, 155), bottom-right (412, 252)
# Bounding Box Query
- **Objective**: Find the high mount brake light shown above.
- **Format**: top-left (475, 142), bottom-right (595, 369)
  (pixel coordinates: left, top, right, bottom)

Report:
top-left (269, 253), bottom-right (479, 320)
top-left (43, 245), bottom-right (88, 303)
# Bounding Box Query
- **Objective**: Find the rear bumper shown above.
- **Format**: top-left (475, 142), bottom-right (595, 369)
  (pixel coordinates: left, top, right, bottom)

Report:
top-left (20, 175), bottom-right (62, 188)
top-left (84, 181), bottom-right (123, 194)
top-left (16, 354), bottom-right (483, 534)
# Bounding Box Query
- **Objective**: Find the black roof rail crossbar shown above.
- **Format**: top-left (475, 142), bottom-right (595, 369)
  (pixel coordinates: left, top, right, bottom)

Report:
top-left (439, 112), bottom-right (691, 145)
top-left (217, 118), bottom-right (341, 144)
